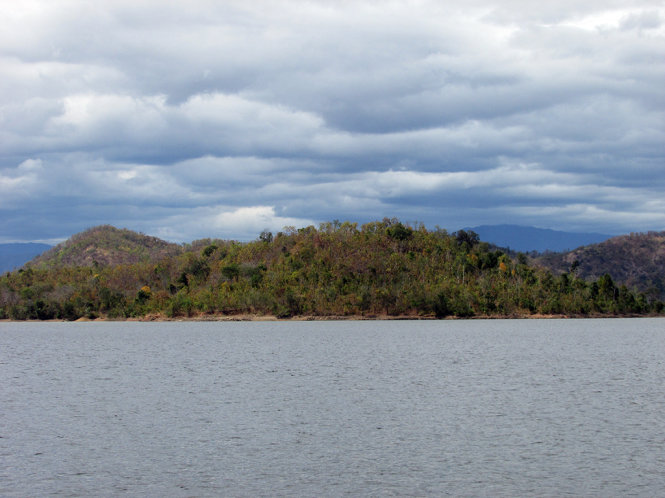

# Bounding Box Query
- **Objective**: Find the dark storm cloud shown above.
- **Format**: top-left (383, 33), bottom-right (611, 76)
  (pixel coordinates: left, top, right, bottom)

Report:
top-left (1, 0), bottom-right (663, 242)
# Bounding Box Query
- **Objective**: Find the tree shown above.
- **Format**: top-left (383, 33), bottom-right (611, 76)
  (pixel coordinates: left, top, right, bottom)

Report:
top-left (259, 230), bottom-right (273, 243)
top-left (222, 264), bottom-right (240, 281)
top-left (386, 223), bottom-right (413, 241)
top-left (202, 244), bottom-right (218, 257)
top-left (570, 260), bottom-right (580, 275)
top-left (454, 230), bottom-right (479, 250)
top-left (598, 273), bottom-right (616, 300)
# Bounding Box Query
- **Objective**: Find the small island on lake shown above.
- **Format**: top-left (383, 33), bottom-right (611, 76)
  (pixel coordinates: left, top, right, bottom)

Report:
top-left (1, 220), bottom-right (664, 321)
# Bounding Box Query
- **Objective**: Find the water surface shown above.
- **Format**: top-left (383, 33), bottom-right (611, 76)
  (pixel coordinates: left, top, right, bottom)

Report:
top-left (1, 318), bottom-right (664, 496)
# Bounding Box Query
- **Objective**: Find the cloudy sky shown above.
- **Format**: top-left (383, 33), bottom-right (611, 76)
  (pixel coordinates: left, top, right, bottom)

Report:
top-left (1, 0), bottom-right (664, 243)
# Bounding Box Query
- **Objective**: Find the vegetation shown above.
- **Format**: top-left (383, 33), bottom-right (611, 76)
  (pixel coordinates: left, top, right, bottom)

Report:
top-left (1, 221), bottom-right (662, 321)
top-left (536, 231), bottom-right (665, 301)
top-left (28, 225), bottom-right (182, 269)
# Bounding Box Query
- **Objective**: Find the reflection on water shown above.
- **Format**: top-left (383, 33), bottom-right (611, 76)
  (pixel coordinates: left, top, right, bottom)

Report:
top-left (1, 318), bottom-right (665, 496)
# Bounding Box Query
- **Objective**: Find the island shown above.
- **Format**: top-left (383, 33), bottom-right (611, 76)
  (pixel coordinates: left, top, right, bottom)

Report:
top-left (1, 220), bottom-right (663, 321)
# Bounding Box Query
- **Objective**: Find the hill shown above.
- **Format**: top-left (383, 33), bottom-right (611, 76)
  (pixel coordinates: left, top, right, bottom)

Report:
top-left (0, 243), bottom-right (52, 273)
top-left (2, 220), bottom-right (661, 321)
top-left (467, 225), bottom-right (612, 253)
top-left (28, 225), bottom-right (182, 269)
top-left (536, 231), bottom-right (665, 299)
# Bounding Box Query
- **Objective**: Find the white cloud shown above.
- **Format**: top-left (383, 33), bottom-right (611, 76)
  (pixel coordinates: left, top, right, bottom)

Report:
top-left (214, 206), bottom-right (315, 237)
top-left (135, 205), bottom-right (316, 242)
top-left (0, 159), bottom-right (43, 206)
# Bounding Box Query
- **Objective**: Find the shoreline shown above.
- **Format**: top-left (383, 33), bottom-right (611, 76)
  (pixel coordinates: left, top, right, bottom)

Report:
top-left (1, 311), bottom-right (661, 323)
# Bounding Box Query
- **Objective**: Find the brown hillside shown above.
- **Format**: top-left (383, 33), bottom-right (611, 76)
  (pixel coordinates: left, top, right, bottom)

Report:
top-left (28, 225), bottom-right (183, 268)
top-left (537, 231), bottom-right (665, 298)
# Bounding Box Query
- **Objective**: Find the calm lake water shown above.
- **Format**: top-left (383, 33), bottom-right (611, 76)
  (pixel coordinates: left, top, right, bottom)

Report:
top-left (1, 318), bottom-right (664, 496)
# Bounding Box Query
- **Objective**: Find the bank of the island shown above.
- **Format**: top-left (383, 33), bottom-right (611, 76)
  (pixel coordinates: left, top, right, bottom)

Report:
top-left (1, 221), bottom-right (663, 321)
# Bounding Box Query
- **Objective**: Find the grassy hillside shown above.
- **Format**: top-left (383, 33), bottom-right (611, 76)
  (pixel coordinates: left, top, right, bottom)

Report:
top-left (28, 225), bottom-right (183, 269)
top-left (537, 232), bottom-right (665, 299)
top-left (1, 220), bottom-right (662, 320)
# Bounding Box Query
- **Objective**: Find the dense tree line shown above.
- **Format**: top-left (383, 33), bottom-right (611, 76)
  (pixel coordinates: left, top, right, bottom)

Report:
top-left (1, 219), bottom-right (662, 320)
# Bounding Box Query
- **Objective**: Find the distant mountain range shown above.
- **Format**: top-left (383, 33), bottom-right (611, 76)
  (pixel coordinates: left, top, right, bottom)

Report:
top-left (0, 243), bottom-right (52, 273)
top-left (467, 225), bottom-right (613, 253)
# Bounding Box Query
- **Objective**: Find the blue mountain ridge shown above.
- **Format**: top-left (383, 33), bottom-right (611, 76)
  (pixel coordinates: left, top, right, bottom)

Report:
top-left (465, 225), bottom-right (613, 253)
top-left (0, 243), bottom-right (52, 273)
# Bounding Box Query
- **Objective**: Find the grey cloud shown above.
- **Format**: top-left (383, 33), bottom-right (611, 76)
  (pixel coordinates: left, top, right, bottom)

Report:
top-left (620, 10), bottom-right (663, 30)
top-left (1, 0), bottom-right (663, 241)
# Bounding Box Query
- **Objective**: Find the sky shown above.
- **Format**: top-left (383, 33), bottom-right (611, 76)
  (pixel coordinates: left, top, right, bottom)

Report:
top-left (1, 0), bottom-right (664, 243)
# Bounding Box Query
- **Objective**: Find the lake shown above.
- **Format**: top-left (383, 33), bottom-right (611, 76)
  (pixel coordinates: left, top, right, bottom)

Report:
top-left (1, 318), bottom-right (664, 496)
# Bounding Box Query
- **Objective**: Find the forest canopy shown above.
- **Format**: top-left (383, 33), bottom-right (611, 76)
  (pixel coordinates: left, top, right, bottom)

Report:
top-left (1, 220), bottom-right (662, 320)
